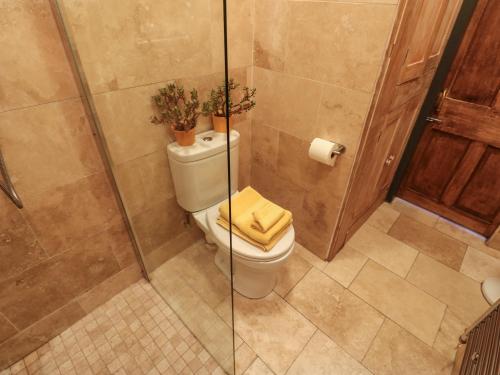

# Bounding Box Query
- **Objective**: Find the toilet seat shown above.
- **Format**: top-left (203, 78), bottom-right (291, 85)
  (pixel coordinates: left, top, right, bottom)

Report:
top-left (206, 203), bottom-right (295, 262)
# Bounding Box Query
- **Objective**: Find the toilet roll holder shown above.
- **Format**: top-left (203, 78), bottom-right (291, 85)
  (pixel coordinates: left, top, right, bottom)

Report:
top-left (330, 142), bottom-right (346, 157)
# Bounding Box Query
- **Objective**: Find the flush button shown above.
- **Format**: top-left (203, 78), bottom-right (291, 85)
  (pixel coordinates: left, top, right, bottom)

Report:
top-left (202, 136), bottom-right (213, 142)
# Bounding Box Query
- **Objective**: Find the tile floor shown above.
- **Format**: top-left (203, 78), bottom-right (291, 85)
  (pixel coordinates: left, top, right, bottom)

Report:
top-left (151, 198), bottom-right (499, 375)
top-left (3, 198), bottom-right (500, 375)
top-left (1, 280), bottom-right (225, 375)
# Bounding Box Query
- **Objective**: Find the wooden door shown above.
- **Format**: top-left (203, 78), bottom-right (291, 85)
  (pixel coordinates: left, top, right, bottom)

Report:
top-left (329, 0), bottom-right (463, 259)
top-left (398, 0), bottom-right (449, 84)
top-left (398, 0), bottom-right (500, 237)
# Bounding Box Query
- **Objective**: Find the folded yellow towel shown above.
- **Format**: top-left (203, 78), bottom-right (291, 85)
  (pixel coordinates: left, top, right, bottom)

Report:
top-left (217, 186), bottom-right (293, 249)
top-left (252, 201), bottom-right (285, 232)
top-left (233, 208), bottom-right (292, 245)
top-left (219, 186), bottom-right (262, 222)
top-left (217, 216), bottom-right (291, 251)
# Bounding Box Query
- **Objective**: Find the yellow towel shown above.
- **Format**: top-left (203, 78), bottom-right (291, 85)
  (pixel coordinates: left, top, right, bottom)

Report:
top-left (218, 186), bottom-right (293, 248)
top-left (217, 216), bottom-right (291, 251)
top-left (252, 201), bottom-right (285, 232)
top-left (219, 186), bottom-right (262, 222)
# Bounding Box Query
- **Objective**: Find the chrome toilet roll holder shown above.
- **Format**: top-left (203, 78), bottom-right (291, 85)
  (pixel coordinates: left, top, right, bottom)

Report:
top-left (330, 142), bottom-right (346, 157)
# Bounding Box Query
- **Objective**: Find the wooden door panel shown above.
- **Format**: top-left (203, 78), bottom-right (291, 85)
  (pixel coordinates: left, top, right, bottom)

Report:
top-left (455, 146), bottom-right (500, 221)
top-left (406, 128), bottom-right (469, 200)
top-left (427, 0), bottom-right (463, 70)
top-left (398, 0), bottom-right (500, 237)
top-left (448, 0), bottom-right (500, 106)
top-left (441, 141), bottom-right (487, 206)
top-left (398, 0), bottom-right (448, 84)
top-left (352, 114), bottom-right (400, 219)
top-left (379, 96), bottom-right (422, 192)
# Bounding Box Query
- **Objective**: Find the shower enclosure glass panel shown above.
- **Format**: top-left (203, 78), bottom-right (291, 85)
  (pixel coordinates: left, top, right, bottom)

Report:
top-left (54, 1), bottom-right (235, 372)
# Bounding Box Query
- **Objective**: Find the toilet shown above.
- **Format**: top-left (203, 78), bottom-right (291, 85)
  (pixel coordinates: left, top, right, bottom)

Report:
top-left (167, 130), bottom-right (295, 299)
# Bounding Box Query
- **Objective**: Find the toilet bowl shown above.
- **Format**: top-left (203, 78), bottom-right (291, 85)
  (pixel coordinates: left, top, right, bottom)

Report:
top-left (167, 130), bottom-right (295, 299)
top-left (193, 202), bottom-right (295, 299)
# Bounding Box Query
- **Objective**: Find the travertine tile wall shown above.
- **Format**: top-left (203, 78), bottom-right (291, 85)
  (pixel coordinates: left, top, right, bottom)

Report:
top-left (60, 0), bottom-right (256, 271)
top-left (250, 0), bottom-right (399, 258)
top-left (0, 0), bottom-right (141, 368)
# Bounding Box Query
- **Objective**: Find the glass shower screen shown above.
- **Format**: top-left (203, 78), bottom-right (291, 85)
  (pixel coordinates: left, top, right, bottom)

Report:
top-left (54, 0), bottom-right (237, 373)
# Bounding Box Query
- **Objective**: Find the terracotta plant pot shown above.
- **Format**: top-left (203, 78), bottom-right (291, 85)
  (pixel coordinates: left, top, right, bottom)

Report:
top-left (171, 126), bottom-right (196, 146)
top-left (212, 115), bottom-right (234, 133)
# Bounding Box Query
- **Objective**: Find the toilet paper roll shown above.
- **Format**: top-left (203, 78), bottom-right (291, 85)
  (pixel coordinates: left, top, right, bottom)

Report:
top-left (308, 138), bottom-right (338, 166)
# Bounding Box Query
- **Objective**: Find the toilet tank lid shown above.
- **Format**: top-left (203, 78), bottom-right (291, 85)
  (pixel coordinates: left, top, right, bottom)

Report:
top-left (167, 130), bottom-right (240, 163)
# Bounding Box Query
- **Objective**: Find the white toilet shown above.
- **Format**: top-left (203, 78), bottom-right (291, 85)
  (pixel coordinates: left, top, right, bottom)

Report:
top-left (167, 130), bottom-right (295, 299)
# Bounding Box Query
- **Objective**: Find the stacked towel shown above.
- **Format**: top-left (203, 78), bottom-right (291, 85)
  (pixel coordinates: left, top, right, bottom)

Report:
top-left (218, 187), bottom-right (292, 251)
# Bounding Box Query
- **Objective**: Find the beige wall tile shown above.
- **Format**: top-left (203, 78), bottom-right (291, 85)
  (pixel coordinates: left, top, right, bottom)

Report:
top-left (144, 227), bottom-right (202, 272)
top-left (274, 251), bottom-right (312, 297)
top-left (389, 215), bottom-right (467, 271)
top-left (62, 0), bottom-right (213, 93)
top-left (460, 246), bottom-right (500, 282)
top-left (22, 173), bottom-right (120, 256)
top-left (254, 0), bottom-right (289, 71)
top-left (0, 0), bottom-right (78, 112)
top-left (131, 196), bottom-right (187, 255)
top-left (251, 121), bottom-right (279, 171)
top-left (287, 268), bottom-right (384, 360)
top-left (93, 83), bottom-right (171, 165)
top-left (287, 330), bottom-right (371, 375)
top-left (0, 314), bottom-right (17, 345)
top-left (348, 224), bottom-right (418, 277)
top-left (211, 0), bottom-right (254, 71)
top-left (0, 194), bottom-right (47, 283)
top-left (0, 302), bottom-right (86, 370)
top-left (231, 292), bottom-right (315, 375)
top-left (114, 158), bottom-right (148, 217)
top-left (366, 202), bottom-right (400, 233)
top-left (363, 320), bottom-right (453, 375)
top-left (252, 68), bottom-right (322, 141)
top-left (234, 119), bottom-right (253, 189)
top-left (407, 254), bottom-right (489, 325)
top-left (390, 198), bottom-right (439, 227)
top-left (285, 2), bottom-right (395, 92)
top-left (350, 260), bottom-right (446, 346)
top-left (0, 229), bottom-right (121, 330)
top-left (0, 99), bottom-right (103, 196)
top-left (316, 84), bottom-right (372, 158)
top-left (324, 245), bottom-right (368, 287)
top-left (251, 164), bottom-right (305, 219)
top-left (433, 308), bottom-right (468, 361)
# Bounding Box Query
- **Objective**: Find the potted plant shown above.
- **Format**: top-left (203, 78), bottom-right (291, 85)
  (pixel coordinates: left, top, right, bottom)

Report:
top-left (202, 79), bottom-right (256, 133)
top-left (151, 83), bottom-right (200, 146)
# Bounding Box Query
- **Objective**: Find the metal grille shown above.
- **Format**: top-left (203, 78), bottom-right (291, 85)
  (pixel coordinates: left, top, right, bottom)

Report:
top-left (458, 301), bottom-right (500, 375)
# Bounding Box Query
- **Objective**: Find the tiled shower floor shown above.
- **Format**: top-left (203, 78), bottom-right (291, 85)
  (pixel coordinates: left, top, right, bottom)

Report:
top-left (1, 281), bottom-right (224, 375)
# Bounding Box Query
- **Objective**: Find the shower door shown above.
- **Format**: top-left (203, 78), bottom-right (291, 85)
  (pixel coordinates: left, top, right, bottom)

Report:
top-left (54, 0), bottom-right (237, 373)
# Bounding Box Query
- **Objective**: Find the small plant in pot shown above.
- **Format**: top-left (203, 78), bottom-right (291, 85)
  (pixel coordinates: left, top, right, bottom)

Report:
top-left (151, 83), bottom-right (200, 146)
top-left (202, 79), bottom-right (256, 133)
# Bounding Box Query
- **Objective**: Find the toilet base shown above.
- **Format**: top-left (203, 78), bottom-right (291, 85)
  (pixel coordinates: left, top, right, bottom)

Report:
top-left (214, 249), bottom-right (278, 299)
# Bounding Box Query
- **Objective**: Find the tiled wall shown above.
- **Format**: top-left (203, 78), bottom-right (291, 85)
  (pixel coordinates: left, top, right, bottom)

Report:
top-left (250, 0), bottom-right (398, 258)
top-left (0, 0), bottom-right (141, 368)
top-left (60, 0), bottom-right (255, 271)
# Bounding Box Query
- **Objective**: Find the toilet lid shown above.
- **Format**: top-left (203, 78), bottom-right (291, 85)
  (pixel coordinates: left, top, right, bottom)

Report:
top-left (206, 203), bottom-right (295, 261)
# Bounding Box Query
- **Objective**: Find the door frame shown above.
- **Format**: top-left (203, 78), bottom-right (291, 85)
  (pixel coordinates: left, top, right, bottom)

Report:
top-left (387, 0), bottom-right (479, 201)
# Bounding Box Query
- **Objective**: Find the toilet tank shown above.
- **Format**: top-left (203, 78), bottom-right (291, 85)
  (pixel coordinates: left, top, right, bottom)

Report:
top-left (167, 130), bottom-right (240, 212)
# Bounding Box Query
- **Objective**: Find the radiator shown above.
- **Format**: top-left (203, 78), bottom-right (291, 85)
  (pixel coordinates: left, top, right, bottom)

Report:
top-left (452, 300), bottom-right (500, 375)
